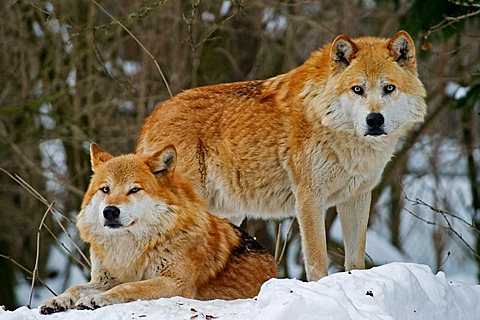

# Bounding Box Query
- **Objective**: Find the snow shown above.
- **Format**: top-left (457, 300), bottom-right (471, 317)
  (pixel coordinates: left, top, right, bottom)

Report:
top-left (445, 81), bottom-right (470, 100)
top-left (15, 235), bottom-right (87, 308)
top-left (3, 263), bottom-right (480, 319)
top-left (330, 218), bottom-right (407, 266)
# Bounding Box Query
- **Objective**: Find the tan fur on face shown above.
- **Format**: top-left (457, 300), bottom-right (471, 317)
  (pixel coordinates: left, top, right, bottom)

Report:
top-left (136, 31), bottom-right (427, 281)
top-left (39, 145), bottom-right (276, 314)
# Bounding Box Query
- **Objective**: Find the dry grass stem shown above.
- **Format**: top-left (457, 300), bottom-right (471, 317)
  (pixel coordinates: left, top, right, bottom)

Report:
top-left (277, 218), bottom-right (296, 264)
top-left (28, 202), bottom-right (55, 308)
top-left (274, 222), bottom-right (282, 262)
top-left (0, 254), bottom-right (57, 296)
top-left (1, 168), bottom-right (91, 268)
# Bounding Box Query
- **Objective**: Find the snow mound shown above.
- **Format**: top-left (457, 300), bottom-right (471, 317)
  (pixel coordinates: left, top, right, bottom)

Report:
top-left (2, 263), bottom-right (479, 320)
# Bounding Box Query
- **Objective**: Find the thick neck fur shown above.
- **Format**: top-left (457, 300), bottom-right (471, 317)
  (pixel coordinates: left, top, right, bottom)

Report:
top-left (78, 172), bottom-right (208, 281)
top-left (263, 46), bottom-right (399, 174)
top-left (86, 204), bottom-right (206, 281)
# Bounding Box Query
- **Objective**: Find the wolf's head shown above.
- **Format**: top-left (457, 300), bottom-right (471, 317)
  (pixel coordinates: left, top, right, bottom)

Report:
top-left (307, 30), bottom-right (427, 143)
top-left (77, 143), bottom-right (202, 242)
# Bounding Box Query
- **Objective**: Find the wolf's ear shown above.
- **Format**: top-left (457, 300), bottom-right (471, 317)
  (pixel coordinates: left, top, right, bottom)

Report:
top-left (386, 30), bottom-right (416, 70)
top-left (147, 145), bottom-right (177, 176)
top-left (90, 143), bottom-right (113, 171)
top-left (330, 34), bottom-right (358, 71)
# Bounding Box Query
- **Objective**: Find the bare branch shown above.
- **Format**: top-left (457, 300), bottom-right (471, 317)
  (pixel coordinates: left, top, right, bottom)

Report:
top-left (448, 0), bottom-right (480, 8)
top-left (404, 194), bottom-right (479, 234)
top-left (402, 205), bottom-right (480, 260)
top-left (425, 8), bottom-right (480, 37)
top-left (90, 0), bottom-right (173, 97)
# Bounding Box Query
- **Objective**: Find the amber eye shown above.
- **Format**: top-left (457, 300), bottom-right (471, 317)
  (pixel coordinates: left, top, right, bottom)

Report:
top-left (352, 85), bottom-right (364, 95)
top-left (384, 84), bottom-right (396, 94)
top-left (100, 186), bottom-right (110, 194)
top-left (128, 187), bottom-right (141, 195)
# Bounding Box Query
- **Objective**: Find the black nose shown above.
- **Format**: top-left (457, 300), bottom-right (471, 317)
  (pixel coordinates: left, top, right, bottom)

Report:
top-left (103, 206), bottom-right (120, 221)
top-left (366, 113), bottom-right (384, 129)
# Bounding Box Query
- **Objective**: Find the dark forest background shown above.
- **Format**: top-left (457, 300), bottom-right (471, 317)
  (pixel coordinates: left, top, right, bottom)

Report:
top-left (0, 0), bottom-right (479, 309)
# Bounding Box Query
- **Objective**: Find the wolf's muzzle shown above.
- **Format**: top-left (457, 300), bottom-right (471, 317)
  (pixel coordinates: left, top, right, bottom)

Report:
top-left (365, 113), bottom-right (386, 136)
top-left (103, 206), bottom-right (122, 228)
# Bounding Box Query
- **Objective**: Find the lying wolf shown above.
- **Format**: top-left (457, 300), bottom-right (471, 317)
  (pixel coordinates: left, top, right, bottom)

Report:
top-left (40, 143), bottom-right (276, 314)
top-left (136, 31), bottom-right (427, 280)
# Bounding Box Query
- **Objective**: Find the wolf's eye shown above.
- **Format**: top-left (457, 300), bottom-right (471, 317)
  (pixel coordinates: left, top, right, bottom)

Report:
top-left (128, 187), bottom-right (141, 195)
top-left (352, 86), bottom-right (364, 95)
top-left (383, 84), bottom-right (396, 94)
top-left (100, 186), bottom-right (110, 194)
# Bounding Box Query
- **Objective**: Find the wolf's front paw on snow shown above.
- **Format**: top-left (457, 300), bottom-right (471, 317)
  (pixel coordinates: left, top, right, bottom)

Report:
top-left (39, 294), bottom-right (76, 314)
top-left (75, 294), bottom-right (114, 310)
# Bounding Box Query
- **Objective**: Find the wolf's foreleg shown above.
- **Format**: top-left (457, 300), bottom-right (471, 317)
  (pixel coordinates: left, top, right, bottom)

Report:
top-left (295, 186), bottom-right (328, 281)
top-left (75, 276), bottom-right (190, 309)
top-left (336, 191), bottom-right (370, 271)
top-left (39, 280), bottom-right (116, 314)
top-left (39, 266), bottom-right (118, 314)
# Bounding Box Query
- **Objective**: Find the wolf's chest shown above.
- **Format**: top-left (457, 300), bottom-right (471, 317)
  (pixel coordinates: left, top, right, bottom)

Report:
top-left (98, 243), bottom-right (151, 282)
top-left (309, 146), bottom-right (388, 204)
top-left (326, 172), bottom-right (380, 205)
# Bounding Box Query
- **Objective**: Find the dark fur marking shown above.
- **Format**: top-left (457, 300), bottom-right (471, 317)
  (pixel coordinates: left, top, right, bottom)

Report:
top-left (197, 139), bottom-right (207, 186)
top-left (335, 42), bottom-right (351, 66)
top-left (337, 55), bottom-right (350, 67)
top-left (231, 225), bottom-right (268, 257)
top-left (395, 39), bottom-right (410, 65)
top-left (163, 152), bottom-right (174, 168)
top-left (235, 80), bottom-right (264, 100)
top-left (235, 169), bottom-right (242, 186)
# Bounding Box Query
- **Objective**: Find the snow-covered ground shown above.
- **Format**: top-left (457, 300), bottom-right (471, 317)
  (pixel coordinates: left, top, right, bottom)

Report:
top-left (3, 263), bottom-right (479, 320)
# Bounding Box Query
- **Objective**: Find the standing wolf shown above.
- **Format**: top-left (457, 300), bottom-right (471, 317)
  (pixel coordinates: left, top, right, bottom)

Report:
top-left (40, 144), bottom-right (276, 314)
top-left (137, 31), bottom-right (427, 281)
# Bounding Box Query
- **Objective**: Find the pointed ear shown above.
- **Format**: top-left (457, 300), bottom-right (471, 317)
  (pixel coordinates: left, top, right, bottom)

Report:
top-left (90, 142), bottom-right (113, 171)
top-left (146, 145), bottom-right (177, 176)
top-left (330, 34), bottom-right (358, 71)
top-left (386, 30), bottom-right (416, 70)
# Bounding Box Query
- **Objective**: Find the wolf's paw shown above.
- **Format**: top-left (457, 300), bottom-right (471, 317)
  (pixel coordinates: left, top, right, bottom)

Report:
top-left (75, 294), bottom-right (113, 310)
top-left (39, 294), bottom-right (76, 314)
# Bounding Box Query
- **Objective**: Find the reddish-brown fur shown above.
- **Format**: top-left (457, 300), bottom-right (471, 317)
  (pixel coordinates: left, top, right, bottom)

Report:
top-left (39, 144), bottom-right (276, 314)
top-left (136, 31), bottom-right (427, 280)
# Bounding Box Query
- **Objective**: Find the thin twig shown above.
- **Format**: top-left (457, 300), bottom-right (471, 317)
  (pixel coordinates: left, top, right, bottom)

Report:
top-left (402, 207), bottom-right (480, 260)
top-left (0, 168), bottom-right (74, 224)
top-left (274, 222), bottom-right (282, 262)
top-left (43, 224), bottom-right (90, 271)
top-left (68, 1), bottom-right (169, 36)
top-left (278, 218), bottom-right (296, 264)
top-left (51, 213), bottom-right (91, 268)
top-left (90, 0), bottom-right (173, 97)
top-left (404, 193), bottom-right (479, 235)
top-left (0, 254), bottom-right (57, 296)
top-left (425, 8), bottom-right (480, 37)
top-left (448, 0), bottom-right (480, 8)
top-left (29, 202), bottom-right (55, 308)
top-left (0, 168), bottom-right (91, 267)
top-left (438, 251), bottom-right (451, 269)
top-left (440, 210), bottom-right (478, 257)
top-left (184, 0), bottom-right (200, 52)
